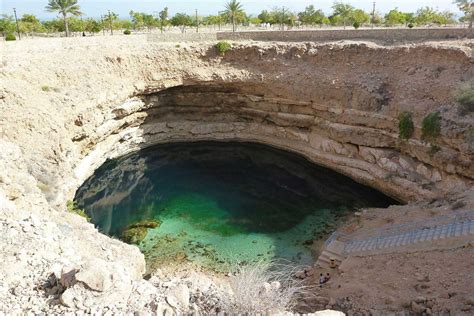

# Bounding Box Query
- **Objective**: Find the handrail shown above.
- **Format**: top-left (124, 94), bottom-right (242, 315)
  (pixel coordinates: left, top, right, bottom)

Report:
top-left (341, 209), bottom-right (474, 241)
top-left (325, 209), bottom-right (474, 248)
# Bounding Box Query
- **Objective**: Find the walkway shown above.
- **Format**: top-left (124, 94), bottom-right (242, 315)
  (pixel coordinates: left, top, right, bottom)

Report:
top-left (316, 209), bottom-right (474, 268)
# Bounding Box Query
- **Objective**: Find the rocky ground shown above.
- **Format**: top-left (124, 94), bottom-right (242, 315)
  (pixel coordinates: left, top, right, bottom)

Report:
top-left (0, 35), bottom-right (473, 314)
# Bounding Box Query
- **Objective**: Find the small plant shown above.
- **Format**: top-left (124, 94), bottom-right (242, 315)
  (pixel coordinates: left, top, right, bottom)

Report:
top-left (407, 23), bottom-right (414, 29)
top-left (41, 85), bottom-right (51, 92)
top-left (218, 260), bottom-right (309, 314)
top-left (464, 128), bottom-right (474, 145)
top-left (123, 29), bottom-right (131, 35)
top-left (175, 44), bottom-right (181, 48)
top-left (428, 144), bottom-right (440, 156)
top-left (456, 85), bottom-right (474, 115)
top-left (421, 112), bottom-right (441, 142)
top-left (5, 33), bottom-right (16, 41)
top-left (66, 200), bottom-right (91, 222)
top-left (398, 111), bottom-right (414, 140)
top-left (215, 41), bottom-right (232, 55)
top-left (353, 21), bottom-right (360, 29)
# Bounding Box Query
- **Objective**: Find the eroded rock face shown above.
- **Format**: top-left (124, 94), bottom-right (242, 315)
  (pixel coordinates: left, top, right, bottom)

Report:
top-left (0, 37), bottom-right (473, 313)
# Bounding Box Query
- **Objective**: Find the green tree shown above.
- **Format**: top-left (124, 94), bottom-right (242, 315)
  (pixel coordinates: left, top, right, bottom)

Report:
top-left (159, 7), bottom-right (169, 33)
top-left (298, 5), bottom-right (327, 26)
top-left (19, 14), bottom-right (45, 34)
top-left (84, 18), bottom-right (101, 34)
top-left (66, 17), bottom-right (83, 32)
top-left (103, 11), bottom-right (119, 34)
top-left (331, 2), bottom-right (355, 29)
top-left (170, 13), bottom-right (193, 33)
top-left (351, 9), bottom-right (370, 25)
top-left (434, 10), bottom-right (456, 26)
top-left (415, 7), bottom-right (438, 25)
top-left (42, 19), bottom-right (65, 33)
top-left (404, 12), bottom-right (416, 25)
top-left (270, 7), bottom-right (295, 29)
top-left (224, 0), bottom-right (245, 32)
top-left (384, 8), bottom-right (406, 26)
top-left (453, 0), bottom-right (473, 28)
top-left (258, 10), bottom-right (274, 24)
top-left (130, 11), bottom-right (145, 30)
top-left (248, 16), bottom-right (262, 25)
top-left (45, 0), bottom-right (82, 37)
top-left (0, 15), bottom-right (16, 36)
top-left (142, 13), bottom-right (157, 31)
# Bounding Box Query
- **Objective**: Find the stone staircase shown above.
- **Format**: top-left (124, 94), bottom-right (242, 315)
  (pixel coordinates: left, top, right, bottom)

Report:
top-left (316, 210), bottom-right (474, 268)
top-left (316, 240), bottom-right (345, 269)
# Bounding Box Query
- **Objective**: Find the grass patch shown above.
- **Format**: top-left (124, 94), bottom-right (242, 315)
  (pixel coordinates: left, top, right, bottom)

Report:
top-left (421, 112), bottom-right (441, 142)
top-left (219, 260), bottom-right (309, 314)
top-left (66, 200), bottom-right (91, 222)
top-left (215, 41), bottom-right (232, 55)
top-left (398, 111), bottom-right (414, 140)
top-left (456, 85), bottom-right (474, 115)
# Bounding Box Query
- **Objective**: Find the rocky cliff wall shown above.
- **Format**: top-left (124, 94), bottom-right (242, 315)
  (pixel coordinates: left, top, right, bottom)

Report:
top-left (0, 36), bottom-right (473, 313)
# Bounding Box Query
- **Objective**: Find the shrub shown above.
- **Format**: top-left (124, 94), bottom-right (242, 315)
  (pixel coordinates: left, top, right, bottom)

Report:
top-left (41, 85), bottom-right (51, 92)
top-left (219, 260), bottom-right (309, 314)
top-left (398, 111), bottom-right (414, 140)
top-left (215, 41), bottom-right (231, 55)
top-left (5, 33), bottom-right (16, 41)
top-left (464, 128), bottom-right (474, 145)
top-left (428, 144), bottom-right (440, 156)
top-left (456, 85), bottom-right (474, 115)
top-left (353, 21), bottom-right (360, 29)
top-left (66, 200), bottom-right (91, 222)
top-left (123, 29), bottom-right (131, 35)
top-left (407, 23), bottom-right (414, 29)
top-left (421, 112), bottom-right (441, 141)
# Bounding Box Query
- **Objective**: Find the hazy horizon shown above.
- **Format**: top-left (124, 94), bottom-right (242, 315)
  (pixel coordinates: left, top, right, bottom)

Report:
top-left (1, 0), bottom-right (462, 20)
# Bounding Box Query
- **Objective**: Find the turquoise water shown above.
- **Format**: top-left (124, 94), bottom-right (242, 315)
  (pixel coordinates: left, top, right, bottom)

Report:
top-left (75, 142), bottom-right (396, 271)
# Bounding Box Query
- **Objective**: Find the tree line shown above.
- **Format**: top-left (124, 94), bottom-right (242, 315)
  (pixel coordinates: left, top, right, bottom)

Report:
top-left (1, 0), bottom-right (472, 38)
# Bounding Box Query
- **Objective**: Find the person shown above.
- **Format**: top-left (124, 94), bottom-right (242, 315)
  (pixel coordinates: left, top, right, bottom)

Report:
top-left (325, 273), bottom-right (331, 283)
top-left (319, 273), bottom-right (326, 285)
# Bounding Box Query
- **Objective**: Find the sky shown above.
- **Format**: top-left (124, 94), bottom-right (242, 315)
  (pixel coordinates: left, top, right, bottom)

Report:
top-left (1, 0), bottom-right (462, 20)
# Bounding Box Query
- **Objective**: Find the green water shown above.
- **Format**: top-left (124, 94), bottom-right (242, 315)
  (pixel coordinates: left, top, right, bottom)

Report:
top-left (75, 142), bottom-right (396, 271)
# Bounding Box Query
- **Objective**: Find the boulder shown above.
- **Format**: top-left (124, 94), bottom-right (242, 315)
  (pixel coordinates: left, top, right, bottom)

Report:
top-left (75, 259), bottom-right (113, 292)
top-left (169, 284), bottom-right (190, 311)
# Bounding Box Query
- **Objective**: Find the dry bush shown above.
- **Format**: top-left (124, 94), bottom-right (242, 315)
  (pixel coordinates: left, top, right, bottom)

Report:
top-left (218, 259), bottom-right (309, 314)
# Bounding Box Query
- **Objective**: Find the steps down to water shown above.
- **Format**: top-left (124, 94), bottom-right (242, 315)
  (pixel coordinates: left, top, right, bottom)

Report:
top-left (316, 240), bottom-right (346, 269)
top-left (317, 213), bottom-right (474, 268)
top-left (344, 219), bottom-right (474, 254)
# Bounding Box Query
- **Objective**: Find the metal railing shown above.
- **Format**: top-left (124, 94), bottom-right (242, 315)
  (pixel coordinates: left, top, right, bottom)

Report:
top-left (325, 209), bottom-right (474, 254)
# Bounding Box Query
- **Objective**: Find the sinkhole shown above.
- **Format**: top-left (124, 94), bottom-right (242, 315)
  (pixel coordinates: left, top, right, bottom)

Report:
top-left (75, 141), bottom-right (397, 272)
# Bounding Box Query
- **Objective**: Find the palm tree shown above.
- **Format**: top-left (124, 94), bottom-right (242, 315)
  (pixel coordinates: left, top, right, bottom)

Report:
top-left (45, 0), bottom-right (82, 37)
top-left (224, 0), bottom-right (244, 32)
top-left (453, 0), bottom-right (473, 28)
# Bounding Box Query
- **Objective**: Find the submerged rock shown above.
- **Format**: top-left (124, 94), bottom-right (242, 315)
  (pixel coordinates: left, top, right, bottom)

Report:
top-left (122, 227), bottom-right (148, 245)
top-left (122, 219), bottom-right (161, 244)
top-left (129, 219), bottom-right (161, 229)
